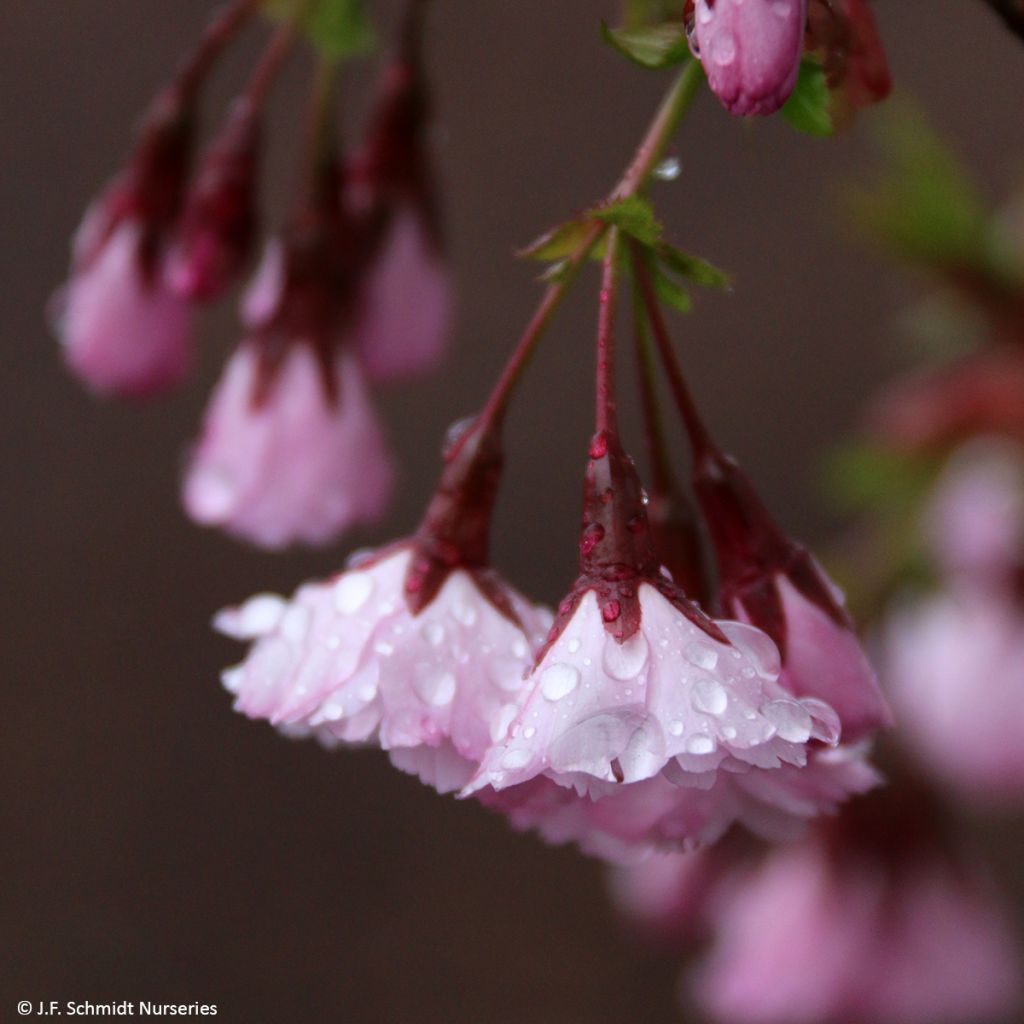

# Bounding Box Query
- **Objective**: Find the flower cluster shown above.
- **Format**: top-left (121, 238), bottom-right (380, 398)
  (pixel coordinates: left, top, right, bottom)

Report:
top-left (214, 208), bottom-right (888, 858)
top-left (52, 0), bottom-right (450, 549)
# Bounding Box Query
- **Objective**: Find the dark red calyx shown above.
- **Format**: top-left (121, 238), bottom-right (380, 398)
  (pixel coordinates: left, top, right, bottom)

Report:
top-left (172, 98), bottom-right (261, 300)
top-left (692, 445), bottom-right (849, 654)
top-left (249, 159), bottom-right (365, 406)
top-left (403, 418), bottom-right (514, 620)
top-left (805, 0), bottom-right (891, 107)
top-left (347, 51), bottom-right (441, 252)
top-left (82, 86), bottom-right (196, 283)
top-left (534, 432), bottom-right (727, 660)
top-left (647, 489), bottom-right (716, 612)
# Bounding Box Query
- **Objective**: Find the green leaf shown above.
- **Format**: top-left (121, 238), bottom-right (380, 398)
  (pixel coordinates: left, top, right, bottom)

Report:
top-left (824, 442), bottom-right (938, 514)
top-left (651, 266), bottom-right (692, 312)
top-left (781, 60), bottom-right (834, 137)
top-left (656, 242), bottom-right (732, 289)
top-left (847, 104), bottom-right (992, 272)
top-left (590, 195), bottom-right (663, 246)
top-left (518, 219), bottom-right (592, 261)
top-left (600, 21), bottom-right (691, 69)
top-left (263, 0), bottom-right (374, 60)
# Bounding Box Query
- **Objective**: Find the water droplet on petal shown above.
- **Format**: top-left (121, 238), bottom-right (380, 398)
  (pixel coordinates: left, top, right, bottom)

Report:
top-left (669, 720), bottom-right (684, 737)
top-left (710, 31), bottom-right (736, 66)
top-left (233, 593), bottom-right (287, 637)
top-left (761, 699), bottom-right (813, 743)
top-left (415, 668), bottom-right (457, 707)
top-left (421, 621), bottom-right (446, 646)
top-left (334, 572), bottom-right (374, 614)
top-left (280, 605), bottom-right (311, 644)
top-left (540, 663), bottom-right (581, 701)
top-left (490, 703), bottom-right (519, 742)
top-left (691, 677), bottom-right (728, 715)
top-left (603, 631), bottom-right (650, 680)
top-left (501, 748), bottom-right (531, 770)
top-left (686, 734), bottom-right (716, 755)
top-left (685, 641), bottom-right (719, 670)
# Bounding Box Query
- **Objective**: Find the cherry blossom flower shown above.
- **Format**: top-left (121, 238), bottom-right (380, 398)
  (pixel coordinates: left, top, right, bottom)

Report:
top-left (689, 797), bottom-right (1023, 1024)
top-left (54, 88), bottom-right (195, 397)
top-left (345, 42), bottom-right (451, 383)
top-left (183, 343), bottom-right (394, 550)
top-left (692, 0), bottom-right (807, 116)
top-left (692, 444), bottom-right (892, 742)
top-left (56, 216), bottom-right (193, 397)
top-left (215, 418), bottom-right (551, 791)
top-left (884, 589), bottom-right (1024, 806)
top-left (465, 432), bottom-right (870, 854)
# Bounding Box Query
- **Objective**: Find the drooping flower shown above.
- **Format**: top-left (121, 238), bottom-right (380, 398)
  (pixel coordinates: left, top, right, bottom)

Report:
top-left (183, 152), bottom-right (396, 549)
top-left (345, 33), bottom-right (451, 383)
top-left (54, 87), bottom-right (195, 396)
top-left (465, 432), bottom-right (870, 854)
top-left (688, 786), bottom-right (1023, 1024)
top-left (690, 439), bottom-right (892, 743)
top-left (691, 0), bottom-right (807, 117)
top-left (215, 419), bottom-right (551, 792)
top-left (183, 342), bottom-right (394, 550)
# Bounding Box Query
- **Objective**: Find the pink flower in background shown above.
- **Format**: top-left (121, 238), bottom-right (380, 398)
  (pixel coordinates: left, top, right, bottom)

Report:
top-left (183, 343), bottom-right (394, 550)
top-left (54, 86), bottom-right (196, 398)
top-left (689, 826), bottom-right (1022, 1024)
top-left (56, 217), bottom-right (193, 397)
top-left (692, 0), bottom-right (807, 116)
top-left (926, 439), bottom-right (1024, 583)
top-left (606, 846), bottom-right (721, 944)
top-left (884, 590), bottom-right (1024, 806)
top-left (351, 207), bottom-right (451, 384)
top-left (216, 544), bottom-right (551, 792)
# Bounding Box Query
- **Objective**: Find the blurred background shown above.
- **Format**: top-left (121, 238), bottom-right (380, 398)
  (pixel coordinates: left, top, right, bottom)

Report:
top-left (2, 2), bottom-right (1023, 1021)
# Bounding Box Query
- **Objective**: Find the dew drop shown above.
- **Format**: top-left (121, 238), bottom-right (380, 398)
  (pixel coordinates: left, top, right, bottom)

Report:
top-left (541, 663), bottom-right (581, 700)
top-left (490, 704), bottom-right (519, 742)
top-left (501, 748), bottom-right (531, 770)
top-left (685, 641), bottom-right (719, 671)
top-left (710, 31), bottom-right (736, 66)
top-left (334, 573), bottom-right (374, 614)
top-left (669, 720), bottom-right (684, 737)
top-left (691, 677), bottom-right (729, 715)
top-left (686, 734), bottom-right (716, 755)
top-left (233, 593), bottom-right (287, 637)
top-left (523, 725), bottom-right (536, 739)
top-left (567, 637), bottom-right (582, 654)
top-left (603, 630), bottom-right (650, 680)
top-left (421, 621), bottom-right (446, 646)
top-left (415, 668), bottom-right (457, 707)
top-left (761, 699), bottom-right (813, 743)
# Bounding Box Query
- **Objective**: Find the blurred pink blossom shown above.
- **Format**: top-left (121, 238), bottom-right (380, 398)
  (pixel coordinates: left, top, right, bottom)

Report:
top-left (183, 343), bottom-right (394, 549)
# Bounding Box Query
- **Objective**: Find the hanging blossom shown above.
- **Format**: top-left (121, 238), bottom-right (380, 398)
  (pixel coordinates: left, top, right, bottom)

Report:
top-left (884, 441), bottom-right (1024, 806)
top-left (686, 784), bottom-right (1023, 1024)
top-left (216, 419), bottom-right (552, 792)
top-left (183, 156), bottom-right (395, 549)
top-left (52, 82), bottom-right (197, 397)
top-left (632, 252), bottom-right (892, 745)
top-left (465, 428), bottom-right (877, 858)
top-left (688, 0), bottom-right (891, 118)
top-left (345, 11), bottom-right (452, 385)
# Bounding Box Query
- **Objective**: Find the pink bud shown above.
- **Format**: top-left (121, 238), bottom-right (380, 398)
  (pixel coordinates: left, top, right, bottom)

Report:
top-left (694, 0), bottom-right (807, 116)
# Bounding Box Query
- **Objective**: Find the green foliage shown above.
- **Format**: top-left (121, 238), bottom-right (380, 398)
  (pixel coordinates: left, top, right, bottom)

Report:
top-left (656, 242), bottom-right (732, 289)
top-left (781, 60), bottom-right (834, 137)
top-left (824, 442), bottom-right (939, 515)
top-left (517, 220), bottom-right (594, 262)
top-left (848, 105), bottom-right (992, 272)
top-left (600, 21), bottom-right (691, 69)
top-left (263, 0), bottom-right (374, 60)
top-left (590, 195), bottom-right (663, 246)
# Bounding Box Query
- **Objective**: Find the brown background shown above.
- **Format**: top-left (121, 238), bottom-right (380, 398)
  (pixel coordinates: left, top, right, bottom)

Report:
top-left (3, 2), bottom-right (1023, 1022)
